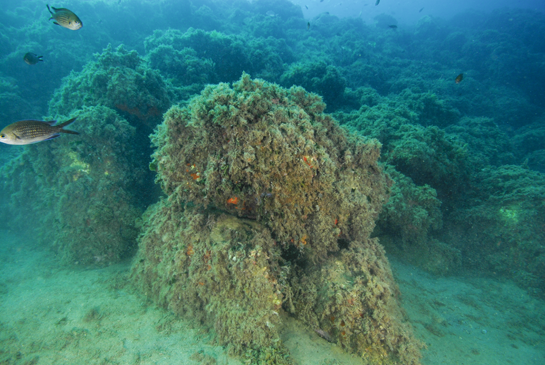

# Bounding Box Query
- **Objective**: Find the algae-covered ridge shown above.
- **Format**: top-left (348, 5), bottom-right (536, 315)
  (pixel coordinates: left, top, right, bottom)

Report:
top-left (133, 74), bottom-right (422, 364)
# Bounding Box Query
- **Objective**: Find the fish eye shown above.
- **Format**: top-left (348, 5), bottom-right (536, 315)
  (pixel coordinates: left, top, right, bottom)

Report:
top-left (0, 134), bottom-right (4, 138)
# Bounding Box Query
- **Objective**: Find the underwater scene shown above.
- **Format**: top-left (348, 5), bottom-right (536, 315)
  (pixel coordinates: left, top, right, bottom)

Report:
top-left (1, 0), bottom-right (544, 364)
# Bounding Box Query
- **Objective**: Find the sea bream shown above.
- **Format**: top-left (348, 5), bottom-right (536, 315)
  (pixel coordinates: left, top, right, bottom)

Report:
top-left (0, 118), bottom-right (79, 145)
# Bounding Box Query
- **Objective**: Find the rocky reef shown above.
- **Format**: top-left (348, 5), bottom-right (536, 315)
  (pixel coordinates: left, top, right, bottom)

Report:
top-left (132, 74), bottom-right (422, 364)
top-left (446, 165), bottom-right (545, 293)
top-left (49, 44), bottom-right (170, 132)
top-left (1, 106), bottom-right (145, 265)
top-left (0, 45), bottom-right (169, 265)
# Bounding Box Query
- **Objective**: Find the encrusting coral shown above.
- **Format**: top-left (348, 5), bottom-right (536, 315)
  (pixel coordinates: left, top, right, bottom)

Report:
top-left (132, 74), bottom-right (422, 364)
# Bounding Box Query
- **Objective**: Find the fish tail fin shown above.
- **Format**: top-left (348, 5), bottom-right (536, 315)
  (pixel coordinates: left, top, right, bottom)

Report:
top-left (47, 4), bottom-right (54, 15)
top-left (57, 117), bottom-right (79, 135)
top-left (56, 117), bottom-right (77, 128)
top-left (59, 129), bottom-right (79, 135)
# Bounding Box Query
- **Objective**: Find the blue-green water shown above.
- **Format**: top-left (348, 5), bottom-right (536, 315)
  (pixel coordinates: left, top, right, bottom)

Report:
top-left (1, 1), bottom-right (544, 364)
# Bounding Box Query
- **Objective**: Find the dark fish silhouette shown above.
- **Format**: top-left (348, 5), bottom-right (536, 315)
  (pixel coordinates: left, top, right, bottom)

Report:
top-left (389, 25), bottom-right (398, 29)
top-left (455, 73), bottom-right (464, 84)
top-left (307, 22), bottom-right (310, 30)
top-left (23, 52), bottom-right (43, 65)
top-left (47, 4), bottom-right (82, 30)
top-left (376, 0), bottom-right (380, 5)
top-left (419, 7), bottom-right (424, 12)
top-left (0, 118), bottom-right (79, 145)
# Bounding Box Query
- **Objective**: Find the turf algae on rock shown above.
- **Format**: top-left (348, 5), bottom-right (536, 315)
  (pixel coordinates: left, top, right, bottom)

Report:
top-left (49, 44), bottom-right (170, 132)
top-left (0, 45), bottom-right (172, 266)
top-left (132, 204), bottom-right (288, 360)
top-left (1, 106), bottom-right (145, 265)
top-left (132, 74), bottom-right (422, 364)
top-left (151, 73), bottom-right (391, 262)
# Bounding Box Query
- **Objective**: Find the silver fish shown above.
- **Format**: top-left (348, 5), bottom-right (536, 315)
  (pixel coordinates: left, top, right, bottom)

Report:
top-left (0, 118), bottom-right (79, 145)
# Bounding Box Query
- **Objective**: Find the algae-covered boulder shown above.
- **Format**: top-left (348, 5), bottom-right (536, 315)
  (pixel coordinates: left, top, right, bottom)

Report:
top-left (281, 61), bottom-right (347, 110)
top-left (0, 44), bottom-right (173, 265)
top-left (151, 73), bottom-right (389, 262)
top-left (144, 28), bottom-right (293, 85)
top-left (290, 239), bottom-right (422, 364)
top-left (375, 167), bottom-right (462, 275)
top-left (49, 44), bottom-right (171, 131)
top-left (133, 74), bottom-right (422, 364)
top-left (514, 124), bottom-right (545, 158)
top-left (377, 166), bottom-right (443, 248)
top-left (1, 106), bottom-right (146, 265)
top-left (132, 204), bottom-right (287, 359)
top-left (0, 77), bottom-right (41, 124)
top-left (446, 116), bottom-right (516, 169)
top-left (341, 100), bottom-right (468, 207)
top-left (447, 165), bottom-right (545, 293)
top-left (147, 45), bottom-right (216, 86)
top-left (144, 28), bottom-right (252, 83)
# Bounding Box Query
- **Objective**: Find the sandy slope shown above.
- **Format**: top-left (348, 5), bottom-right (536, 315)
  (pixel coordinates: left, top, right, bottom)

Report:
top-left (393, 260), bottom-right (545, 365)
top-left (0, 229), bottom-right (543, 364)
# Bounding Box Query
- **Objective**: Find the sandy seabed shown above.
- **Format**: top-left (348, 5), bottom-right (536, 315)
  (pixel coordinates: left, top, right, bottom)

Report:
top-left (0, 229), bottom-right (543, 365)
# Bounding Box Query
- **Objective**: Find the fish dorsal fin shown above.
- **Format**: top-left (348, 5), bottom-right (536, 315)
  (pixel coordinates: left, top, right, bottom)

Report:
top-left (52, 7), bottom-right (71, 12)
top-left (19, 119), bottom-right (56, 125)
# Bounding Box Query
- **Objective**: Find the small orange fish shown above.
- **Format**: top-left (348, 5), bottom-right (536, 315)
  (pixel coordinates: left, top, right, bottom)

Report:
top-left (455, 73), bottom-right (464, 84)
top-left (227, 197), bottom-right (238, 204)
